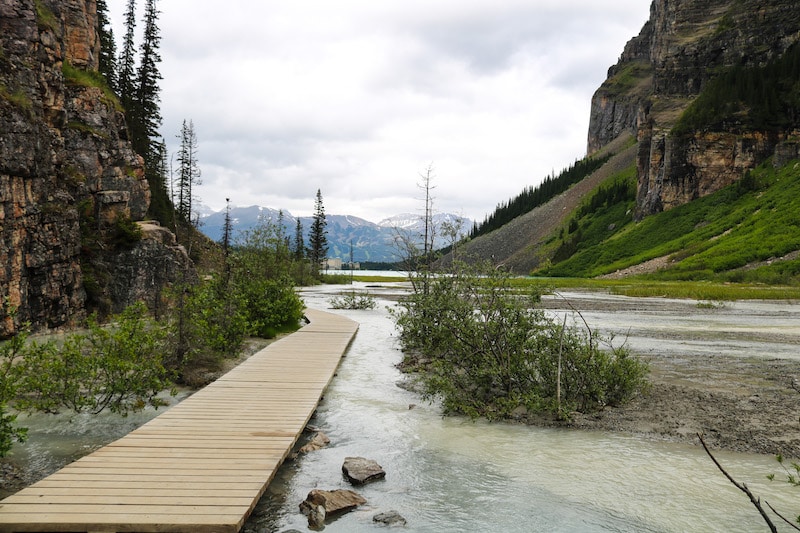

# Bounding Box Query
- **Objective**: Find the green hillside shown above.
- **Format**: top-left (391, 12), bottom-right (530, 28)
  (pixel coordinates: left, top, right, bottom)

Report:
top-left (538, 159), bottom-right (800, 285)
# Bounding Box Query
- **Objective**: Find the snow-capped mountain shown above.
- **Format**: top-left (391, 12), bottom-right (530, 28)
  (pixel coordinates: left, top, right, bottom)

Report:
top-left (196, 205), bottom-right (471, 264)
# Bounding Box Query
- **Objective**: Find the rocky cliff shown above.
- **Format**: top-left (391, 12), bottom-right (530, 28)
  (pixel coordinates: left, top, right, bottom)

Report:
top-left (588, 0), bottom-right (800, 218)
top-left (0, 0), bottom-right (190, 337)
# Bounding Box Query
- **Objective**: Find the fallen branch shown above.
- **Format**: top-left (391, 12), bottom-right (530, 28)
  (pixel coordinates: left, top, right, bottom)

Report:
top-left (766, 500), bottom-right (800, 532)
top-left (697, 433), bottom-right (777, 533)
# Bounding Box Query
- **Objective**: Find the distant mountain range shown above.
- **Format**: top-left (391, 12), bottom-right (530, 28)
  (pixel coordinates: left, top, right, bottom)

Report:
top-left (197, 205), bottom-right (472, 263)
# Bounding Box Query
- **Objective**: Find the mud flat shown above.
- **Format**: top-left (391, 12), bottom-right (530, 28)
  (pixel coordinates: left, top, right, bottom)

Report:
top-left (540, 291), bottom-right (800, 457)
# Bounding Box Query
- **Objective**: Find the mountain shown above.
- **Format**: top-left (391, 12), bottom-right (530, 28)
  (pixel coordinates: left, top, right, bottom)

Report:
top-left (450, 0), bottom-right (800, 281)
top-left (198, 206), bottom-right (471, 264)
top-left (0, 0), bottom-right (189, 337)
top-left (589, 0), bottom-right (800, 218)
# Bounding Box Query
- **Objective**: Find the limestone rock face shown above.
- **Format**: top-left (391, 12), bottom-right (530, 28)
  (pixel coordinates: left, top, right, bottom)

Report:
top-left (588, 0), bottom-right (800, 218)
top-left (0, 1), bottom-right (180, 337)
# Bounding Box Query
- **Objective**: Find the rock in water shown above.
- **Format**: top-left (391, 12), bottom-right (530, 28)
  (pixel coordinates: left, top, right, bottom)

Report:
top-left (305, 504), bottom-right (326, 531)
top-left (299, 488), bottom-right (366, 527)
top-left (342, 456), bottom-right (386, 485)
top-left (299, 431), bottom-right (331, 454)
top-left (373, 510), bottom-right (407, 526)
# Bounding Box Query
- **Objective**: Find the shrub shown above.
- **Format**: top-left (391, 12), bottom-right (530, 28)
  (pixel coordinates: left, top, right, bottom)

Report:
top-left (329, 291), bottom-right (376, 310)
top-left (392, 262), bottom-right (648, 420)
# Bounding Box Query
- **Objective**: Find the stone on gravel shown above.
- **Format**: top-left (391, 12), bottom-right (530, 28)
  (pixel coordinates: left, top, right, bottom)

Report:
top-left (342, 456), bottom-right (386, 485)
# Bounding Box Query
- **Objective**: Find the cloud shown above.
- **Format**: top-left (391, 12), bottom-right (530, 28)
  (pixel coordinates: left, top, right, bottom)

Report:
top-left (107, 0), bottom-right (651, 222)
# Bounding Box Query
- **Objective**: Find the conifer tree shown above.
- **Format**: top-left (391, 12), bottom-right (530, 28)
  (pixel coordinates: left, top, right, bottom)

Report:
top-left (175, 119), bottom-right (200, 224)
top-left (133, 0), bottom-right (170, 223)
top-left (131, 0), bottom-right (162, 156)
top-left (308, 189), bottom-right (328, 273)
top-left (293, 217), bottom-right (305, 260)
top-left (117, 0), bottom-right (136, 110)
top-left (97, 0), bottom-right (117, 90)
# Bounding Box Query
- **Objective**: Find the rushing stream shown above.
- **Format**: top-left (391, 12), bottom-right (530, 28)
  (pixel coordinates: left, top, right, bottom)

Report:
top-left (244, 283), bottom-right (800, 532)
top-left (5, 282), bottom-right (800, 532)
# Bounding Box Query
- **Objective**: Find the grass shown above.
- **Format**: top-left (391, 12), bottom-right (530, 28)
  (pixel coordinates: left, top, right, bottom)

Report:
top-left (34, 0), bottom-right (58, 32)
top-left (509, 277), bottom-right (800, 301)
top-left (540, 158), bottom-right (800, 286)
top-left (341, 272), bottom-right (800, 301)
top-left (62, 61), bottom-right (122, 112)
top-left (602, 60), bottom-right (652, 96)
top-left (0, 84), bottom-right (32, 112)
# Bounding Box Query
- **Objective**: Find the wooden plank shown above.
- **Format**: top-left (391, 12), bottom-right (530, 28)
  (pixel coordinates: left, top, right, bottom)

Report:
top-left (0, 309), bottom-right (358, 532)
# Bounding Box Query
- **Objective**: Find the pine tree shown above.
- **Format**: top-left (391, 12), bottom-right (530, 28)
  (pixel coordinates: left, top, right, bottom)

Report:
top-left (133, 0), bottom-right (170, 223)
top-left (117, 0), bottom-right (136, 110)
top-left (293, 217), bottom-right (305, 260)
top-left (308, 189), bottom-right (328, 273)
top-left (147, 139), bottom-right (172, 224)
top-left (97, 0), bottom-right (117, 90)
top-left (175, 119), bottom-right (200, 224)
top-left (131, 0), bottom-right (162, 157)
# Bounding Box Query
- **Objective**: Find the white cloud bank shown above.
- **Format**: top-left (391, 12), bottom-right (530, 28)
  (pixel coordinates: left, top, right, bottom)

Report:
top-left (108, 0), bottom-right (652, 222)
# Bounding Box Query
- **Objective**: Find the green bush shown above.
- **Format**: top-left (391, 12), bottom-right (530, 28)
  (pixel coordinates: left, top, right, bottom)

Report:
top-left (0, 303), bottom-right (173, 457)
top-left (15, 303), bottom-right (172, 415)
top-left (329, 290), bottom-right (376, 310)
top-left (392, 262), bottom-right (648, 420)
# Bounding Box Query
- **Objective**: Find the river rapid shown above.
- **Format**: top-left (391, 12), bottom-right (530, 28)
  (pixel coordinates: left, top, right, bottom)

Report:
top-left (244, 283), bottom-right (799, 532)
top-left (5, 282), bottom-right (799, 532)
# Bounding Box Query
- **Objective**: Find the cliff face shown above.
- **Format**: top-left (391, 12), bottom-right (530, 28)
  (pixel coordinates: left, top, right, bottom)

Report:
top-left (588, 0), bottom-right (800, 218)
top-left (0, 0), bottom-right (189, 337)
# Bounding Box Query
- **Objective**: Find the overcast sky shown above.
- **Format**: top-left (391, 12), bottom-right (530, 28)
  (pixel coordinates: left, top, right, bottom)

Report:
top-left (107, 1), bottom-right (651, 223)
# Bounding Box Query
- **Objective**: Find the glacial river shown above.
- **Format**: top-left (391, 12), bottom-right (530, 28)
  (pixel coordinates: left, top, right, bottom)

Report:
top-left (243, 283), bottom-right (800, 532)
top-left (6, 282), bottom-right (800, 532)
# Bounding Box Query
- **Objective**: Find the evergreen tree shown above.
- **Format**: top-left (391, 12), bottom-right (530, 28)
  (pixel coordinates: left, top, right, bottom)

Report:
top-left (222, 198), bottom-right (233, 287)
top-left (222, 198), bottom-right (233, 255)
top-left (175, 119), bottom-right (200, 224)
top-left (97, 0), bottom-right (117, 90)
top-left (117, 0), bottom-right (136, 110)
top-left (133, 0), bottom-right (170, 223)
top-left (307, 189), bottom-right (328, 273)
top-left (293, 217), bottom-right (305, 260)
top-left (147, 139), bottom-right (172, 224)
top-left (131, 0), bottom-right (162, 156)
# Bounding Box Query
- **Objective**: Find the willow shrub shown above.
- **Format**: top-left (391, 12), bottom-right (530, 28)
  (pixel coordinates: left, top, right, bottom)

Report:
top-left (0, 303), bottom-right (173, 458)
top-left (392, 263), bottom-right (648, 420)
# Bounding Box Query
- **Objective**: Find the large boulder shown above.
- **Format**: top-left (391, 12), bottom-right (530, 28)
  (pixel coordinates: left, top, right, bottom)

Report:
top-left (342, 456), bottom-right (386, 485)
top-left (299, 489), bottom-right (366, 529)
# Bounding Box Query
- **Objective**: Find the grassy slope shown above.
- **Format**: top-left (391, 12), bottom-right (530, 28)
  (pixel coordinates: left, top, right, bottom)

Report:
top-left (449, 133), bottom-right (637, 273)
top-left (539, 158), bottom-right (800, 285)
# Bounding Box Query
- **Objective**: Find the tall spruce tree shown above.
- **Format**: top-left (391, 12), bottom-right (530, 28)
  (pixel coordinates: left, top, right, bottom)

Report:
top-left (175, 119), bottom-right (200, 224)
top-left (308, 189), bottom-right (328, 273)
top-left (131, 0), bottom-right (161, 155)
top-left (117, 0), bottom-right (136, 110)
top-left (133, 0), bottom-right (170, 223)
top-left (293, 217), bottom-right (305, 260)
top-left (97, 0), bottom-right (117, 90)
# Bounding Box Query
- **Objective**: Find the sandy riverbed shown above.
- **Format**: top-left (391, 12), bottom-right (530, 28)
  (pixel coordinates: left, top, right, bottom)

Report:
top-left (536, 293), bottom-right (800, 458)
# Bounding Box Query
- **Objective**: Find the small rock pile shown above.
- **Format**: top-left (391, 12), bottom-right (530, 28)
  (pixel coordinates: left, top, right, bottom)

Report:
top-left (296, 430), bottom-right (406, 529)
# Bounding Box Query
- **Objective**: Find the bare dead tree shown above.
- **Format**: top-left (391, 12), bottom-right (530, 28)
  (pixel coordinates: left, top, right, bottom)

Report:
top-left (697, 433), bottom-right (778, 533)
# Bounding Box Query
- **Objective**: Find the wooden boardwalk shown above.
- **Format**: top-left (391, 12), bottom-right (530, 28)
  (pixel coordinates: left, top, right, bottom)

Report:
top-left (0, 309), bottom-right (358, 533)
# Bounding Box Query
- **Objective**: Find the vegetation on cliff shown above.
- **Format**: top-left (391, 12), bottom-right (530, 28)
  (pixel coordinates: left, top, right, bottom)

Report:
top-left (539, 158), bottom-right (800, 285)
top-left (673, 43), bottom-right (800, 135)
top-left (470, 154), bottom-right (612, 239)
